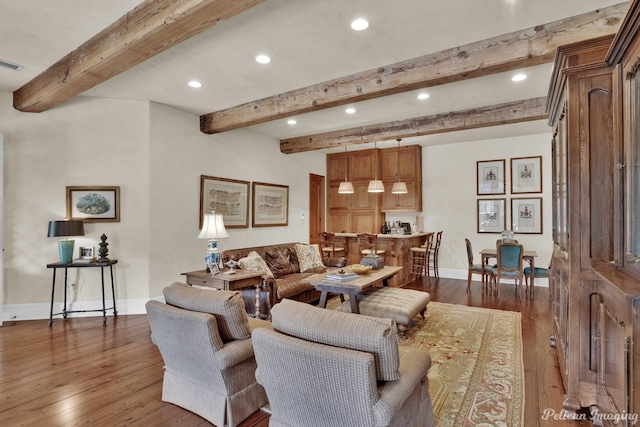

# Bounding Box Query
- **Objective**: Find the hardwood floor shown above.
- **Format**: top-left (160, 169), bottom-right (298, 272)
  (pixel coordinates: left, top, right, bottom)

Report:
top-left (0, 277), bottom-right (588, 426)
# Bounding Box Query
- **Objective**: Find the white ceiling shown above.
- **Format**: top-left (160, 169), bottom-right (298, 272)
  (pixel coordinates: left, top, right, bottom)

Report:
top-left (0, 0), bottom-right (627, 152)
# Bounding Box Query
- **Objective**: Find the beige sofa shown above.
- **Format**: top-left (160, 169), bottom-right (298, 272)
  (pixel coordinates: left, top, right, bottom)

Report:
top-left (221, 242), bottom-right (346, 318)
top-left (252, 299), bottom-right (436, 427)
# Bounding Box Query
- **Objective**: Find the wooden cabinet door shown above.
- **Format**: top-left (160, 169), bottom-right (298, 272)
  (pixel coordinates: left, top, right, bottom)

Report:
top-left (326, 153), bottom-right (348, 184)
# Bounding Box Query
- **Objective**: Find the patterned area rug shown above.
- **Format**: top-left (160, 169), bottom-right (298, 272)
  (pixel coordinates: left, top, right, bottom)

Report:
top-left (327, 298), bottom-right (524, 426)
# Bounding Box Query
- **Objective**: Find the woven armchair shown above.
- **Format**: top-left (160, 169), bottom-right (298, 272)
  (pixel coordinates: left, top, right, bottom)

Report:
top-left (146, 283), bottom-right (271, 427)
top-left (252, 299), bottom-right (436, 427)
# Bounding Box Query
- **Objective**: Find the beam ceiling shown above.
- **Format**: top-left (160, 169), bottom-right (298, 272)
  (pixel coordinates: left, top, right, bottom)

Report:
top-left (200, 3), bottom-right (627, 135)
top-left (280, 97), bottom-right (548, 154)
top-left (13, 0), bottom-right (265, 113)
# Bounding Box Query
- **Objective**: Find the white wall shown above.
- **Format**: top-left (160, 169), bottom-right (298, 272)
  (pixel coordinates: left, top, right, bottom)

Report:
top-left (420, 133), bottom-right (553, 282)
top-left (0, 93), bottom-right (327, 319)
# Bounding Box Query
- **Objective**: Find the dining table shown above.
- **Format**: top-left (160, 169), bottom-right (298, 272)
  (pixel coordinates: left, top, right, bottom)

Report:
top-left (480, 248), bottom-right (537, 299)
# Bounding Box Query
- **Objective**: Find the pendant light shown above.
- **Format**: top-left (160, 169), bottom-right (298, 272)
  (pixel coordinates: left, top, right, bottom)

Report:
top-left (338, 145), bottom-right (354, 194)
top-left (391, 138), bottom-right (408, 194)
top-left (367, 141), bottom-right (385, 193)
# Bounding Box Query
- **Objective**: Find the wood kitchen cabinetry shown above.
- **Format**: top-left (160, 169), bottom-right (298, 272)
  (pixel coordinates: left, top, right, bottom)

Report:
top-left (380, 145), bottom-right (422, 212)
top-left (326, 145), bottom-right (422, 233)
top-left (327, 148), bottom-right (383, 233)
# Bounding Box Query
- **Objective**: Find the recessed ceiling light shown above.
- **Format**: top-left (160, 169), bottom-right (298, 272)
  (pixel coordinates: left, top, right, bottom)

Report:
top-left (345, 107), bottom-right (356, 114)
top-left (417, 93), bottom-right (430, 100)
top-left (511, 73), bottom-right (527, 82)
top-left (256, 55), bottom-right (271, 64)
top-left (188, 80), bottom-right (202, 88)
top-left (351, 18), bottom-right (369, 31)
top-left (287, 119), bottom-right (297, 125)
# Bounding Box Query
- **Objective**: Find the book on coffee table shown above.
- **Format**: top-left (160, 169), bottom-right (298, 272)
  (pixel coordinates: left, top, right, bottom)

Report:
top-left (324, 271), bottom-right (359, 282)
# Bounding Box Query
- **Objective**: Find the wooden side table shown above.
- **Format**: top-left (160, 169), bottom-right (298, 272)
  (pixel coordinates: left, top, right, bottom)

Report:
top-left (181, 269), bottom-right (264, 318)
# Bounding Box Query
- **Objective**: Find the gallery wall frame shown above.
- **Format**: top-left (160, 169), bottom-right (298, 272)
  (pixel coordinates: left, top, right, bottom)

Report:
top-left (511, 197), bottom-right (543, 234)
top-left (477, 198), bottom-right (506, 233)
top-left (66, 186), bottom-right (120, 222)
top-left (252, 182), bottom-right (289, 227)
top-left (511, 156), bottom-right (542, 194)
top-left (477, 159), bottom-right (505, 195)
top-left (200, 175), bottom-right (250, 228)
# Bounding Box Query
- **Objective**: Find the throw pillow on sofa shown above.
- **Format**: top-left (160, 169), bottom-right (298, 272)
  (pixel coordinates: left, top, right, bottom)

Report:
top-left (294, 243), bottom-right (325, 272)
top-left (239, 250), bottom-right (274, 278)
top-left (265, 248), bottom-right (295, 279)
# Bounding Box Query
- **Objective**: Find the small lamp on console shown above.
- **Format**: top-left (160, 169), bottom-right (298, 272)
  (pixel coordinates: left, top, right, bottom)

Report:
top-left (47, 219), bottom-right (85, 264)
top-left (197, 211), bottom-right (230, 275)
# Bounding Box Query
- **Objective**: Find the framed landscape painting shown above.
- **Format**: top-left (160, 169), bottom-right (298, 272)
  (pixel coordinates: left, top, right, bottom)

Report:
top-left (511, 197), bottom-right (542, 234)
top-left (252, 182), bottom-right (289, 227)
top-left (477, 198), bottom-right (506, 233)
top-left (477, 159), bottom-right (505, 195)
top-left (200, 175), bottom-right (250, 228)
top-left (66, 186), bottom-right (120, 222)
top-left (511, 156), bottom-right (542, 194)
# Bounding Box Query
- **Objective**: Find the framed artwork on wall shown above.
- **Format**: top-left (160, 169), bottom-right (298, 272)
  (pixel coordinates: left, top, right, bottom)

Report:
top-left (511, 156), bottom-right (542, 194)
top-left (476, 159), bottom-right (505, 195)
top-left (66, 186), bottom-right (120, 222)
top-left (477, 198), bottom-right (506, 233)
top-left (252, 182), bottom-right (289, 227)
top-left (200, 175), bottom-right (250, 228)
top-left (511, 197), bottom-right (543, 234)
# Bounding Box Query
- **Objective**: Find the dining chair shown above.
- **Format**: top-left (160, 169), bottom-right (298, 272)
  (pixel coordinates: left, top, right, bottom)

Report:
top-left (524, 253), bottom-right (551, 300)
top-left (465, 238), bottom-right (493, 294)
top-left (357, 233), bottom-right (386, 256)
top-left (427, 231), bottom-right (443, 279)
top-left (318, 232), bottom-right (346, 260)
top-left (493, 241), bottom-right (525, 299)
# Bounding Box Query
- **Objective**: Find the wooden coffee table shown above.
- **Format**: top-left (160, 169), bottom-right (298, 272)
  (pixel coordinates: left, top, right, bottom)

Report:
top-left (304, 266), bottom-right (402, 314)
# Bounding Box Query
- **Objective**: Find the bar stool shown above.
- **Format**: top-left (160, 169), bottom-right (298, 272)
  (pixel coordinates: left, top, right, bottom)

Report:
top-left (356, 233), bottom-right (385, 257)
top-left (318, 232), bottom-right (346, 260)
top-left (427, 231), bottom-right (443, 279)
top-left (410, 233), bottom-right (433, 278)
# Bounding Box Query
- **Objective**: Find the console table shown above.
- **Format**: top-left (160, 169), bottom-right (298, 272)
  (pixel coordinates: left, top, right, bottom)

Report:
top-left (47, 259), bottom-right (118, 325)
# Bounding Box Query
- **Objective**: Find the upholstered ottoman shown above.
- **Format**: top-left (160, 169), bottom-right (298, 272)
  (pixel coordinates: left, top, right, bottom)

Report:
top-left (341, 287), bottom-right (430, 338)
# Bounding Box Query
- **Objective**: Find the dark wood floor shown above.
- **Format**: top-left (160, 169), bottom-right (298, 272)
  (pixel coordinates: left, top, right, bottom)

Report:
top-left (0, 277), bottom-right (588, 426)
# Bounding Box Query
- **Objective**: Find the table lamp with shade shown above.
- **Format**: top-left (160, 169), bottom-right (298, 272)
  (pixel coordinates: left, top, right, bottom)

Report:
top-left (47, 220), bottom-right (85, 264)
top-left (198, 211), bottom-right (229, 275)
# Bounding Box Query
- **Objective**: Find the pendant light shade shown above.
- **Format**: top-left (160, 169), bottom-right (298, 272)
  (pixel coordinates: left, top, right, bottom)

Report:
top-left (338, 181), bottom-right (355, 194)
top-left (338, 145), bottom-right (355, 194)
top-left (367, 179), bottom-right (385, 193)
top-left (391, 181), bottom-right (408, 194)
top-left (391, 138), bottom-right (408, 194)
top-left (368, 141), bottom-right (385, 193)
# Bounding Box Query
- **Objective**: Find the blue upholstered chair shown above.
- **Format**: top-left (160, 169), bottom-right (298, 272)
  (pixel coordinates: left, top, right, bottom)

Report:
top-left (465, 238), bottom-right (493, 294)
top-left (494, 241), bottom-right (525, 299)
top-left (524, 255), bottom-right (551, 300)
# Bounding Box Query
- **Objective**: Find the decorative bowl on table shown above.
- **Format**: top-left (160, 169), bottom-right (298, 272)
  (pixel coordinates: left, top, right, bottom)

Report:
top-left (349, 264), bottom-right (373, 275)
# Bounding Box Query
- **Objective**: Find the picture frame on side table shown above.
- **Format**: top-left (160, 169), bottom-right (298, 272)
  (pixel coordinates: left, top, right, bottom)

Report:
top-left (511, 156), bottom-right (542, 194)
top-left (476, 159), bottom-right (505, 195)
top-left (252, 182), bottom-right (289, 227)
top-left (66, 186), bottom-right (120, 222)
top-left (79, 247), bottom-right (95, 259)
top-left (477, 198), bottom-right (506, 233)
top-left (200, 175), bottom-right (250, 228)
top-left (511, 197), bottom-right (543, 234)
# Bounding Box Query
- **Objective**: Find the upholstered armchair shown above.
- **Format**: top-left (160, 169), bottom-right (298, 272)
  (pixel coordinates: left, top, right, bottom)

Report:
top-left (252, 299), bottom-right (436, 427)
top-left (493, 241), bottom-right (525, 299)
top-left (146, 283), bottom-right (271, 427)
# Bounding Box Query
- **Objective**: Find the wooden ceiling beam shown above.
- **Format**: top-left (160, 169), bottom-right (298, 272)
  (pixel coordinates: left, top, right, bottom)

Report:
top-left (13, 0), bottom-right (265, 113)
top-left (279, 97), bottom-right (548, 153)
top-left (201, 3), bottom-right (627, 134)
